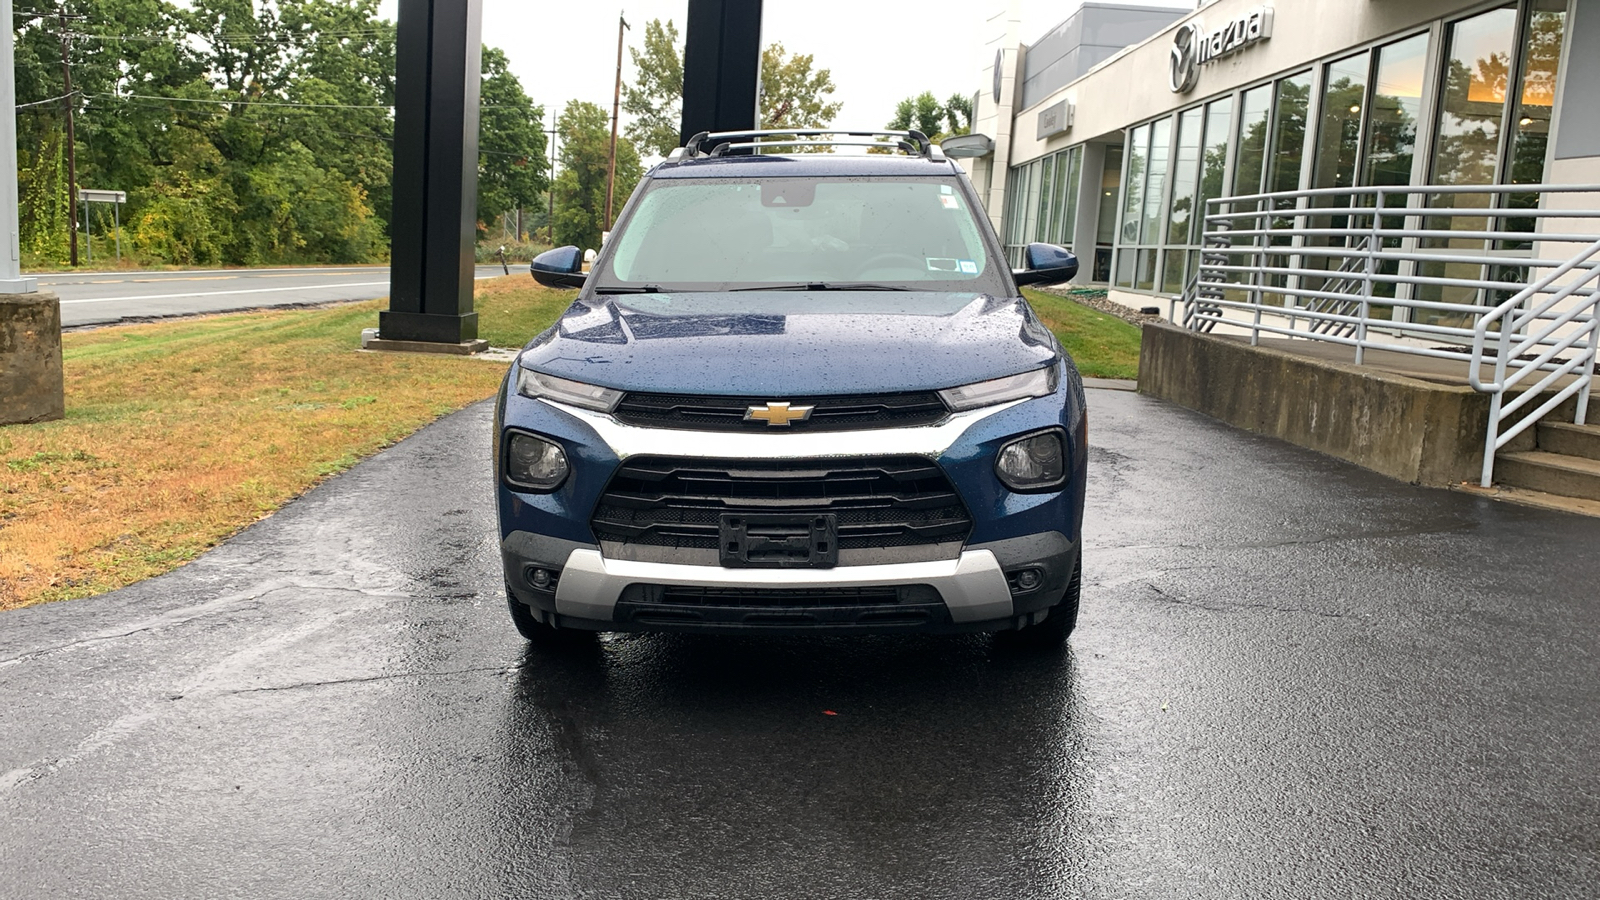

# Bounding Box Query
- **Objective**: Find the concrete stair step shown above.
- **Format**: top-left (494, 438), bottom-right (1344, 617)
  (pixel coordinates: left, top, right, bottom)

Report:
top-left (1452, 481), bottom-right (1600, 519)
top-left (1537, 421), bottom-right (1600, 461)
top-left (1496, 450), bottom-right (1600, 502)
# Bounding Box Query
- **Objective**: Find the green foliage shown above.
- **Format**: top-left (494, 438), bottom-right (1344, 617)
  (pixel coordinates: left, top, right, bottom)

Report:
top-left (621, 18), bottom-right (684, 158)
top-left (552, 101), bottom-right (642, 253)
top-left (618, 20), bottom-right (840, 155)
top-left (478, 46), bottom-right (549, 226)
top-left (887, 91), bottom-right (973, 142)
top-left (760, 43), bottom-right (842, 132)
top-left (8, 0), bottom-right (539, 268)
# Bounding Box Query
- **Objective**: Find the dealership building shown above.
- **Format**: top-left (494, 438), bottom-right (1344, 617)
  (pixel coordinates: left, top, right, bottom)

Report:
top-left (961, 0), bottom-right (1600, 505)
top-left (966, 0), bottom-right (1596, 305)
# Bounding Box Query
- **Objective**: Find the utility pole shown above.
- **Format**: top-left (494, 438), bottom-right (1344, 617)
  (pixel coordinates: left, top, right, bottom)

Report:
top-left (604, 13), bottom-right (629, 229)
top-left (1, 0), bottom-right (38, 292)
top-left (546, 108), bottom-right (558, 240)
top-left (58, 5), bottom-right (78, 267)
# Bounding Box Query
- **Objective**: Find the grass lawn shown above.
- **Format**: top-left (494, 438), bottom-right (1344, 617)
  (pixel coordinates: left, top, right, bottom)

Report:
top-left (1022, 288), bottom-right (1144, 380)
top-left (0, 277), bottom-right (576, 610)
top-left (0, 279), bottom-right (1139, 610)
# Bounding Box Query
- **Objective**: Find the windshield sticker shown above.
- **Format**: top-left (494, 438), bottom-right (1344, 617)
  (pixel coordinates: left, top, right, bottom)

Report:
top-left (958, 260), bottom-right (979, 274)
top-left (939, 195), bottom-right (959, 209)
top-left (926, 258), bottom-right (960, 272)
top-left (941, 184), bottom-right (953, 194)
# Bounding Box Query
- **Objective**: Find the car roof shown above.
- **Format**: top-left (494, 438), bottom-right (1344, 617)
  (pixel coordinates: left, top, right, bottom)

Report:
top-left (651, 153), bottom-right (963, 179)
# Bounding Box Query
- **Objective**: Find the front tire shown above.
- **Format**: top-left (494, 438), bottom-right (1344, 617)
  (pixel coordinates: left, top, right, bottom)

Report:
top-left (1000, 557), bottom-right (1080, 650)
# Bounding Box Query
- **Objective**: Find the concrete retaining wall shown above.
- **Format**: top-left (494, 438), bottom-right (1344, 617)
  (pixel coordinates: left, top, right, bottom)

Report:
top-left (1137, 323), bottom-right (1500, 486)
top-left (1, 292), bottom-right (65, 426)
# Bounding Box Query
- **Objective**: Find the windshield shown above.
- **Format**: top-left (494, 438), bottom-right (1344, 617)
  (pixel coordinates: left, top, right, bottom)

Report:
top-left (595, 175), bottom-right (1009, 294)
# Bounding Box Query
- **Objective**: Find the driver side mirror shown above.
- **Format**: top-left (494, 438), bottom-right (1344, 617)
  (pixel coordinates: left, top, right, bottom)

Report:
top-left (531, 245), bottom-right (588, 288)
top-left (1012, 243), bottom-right (1078, 287)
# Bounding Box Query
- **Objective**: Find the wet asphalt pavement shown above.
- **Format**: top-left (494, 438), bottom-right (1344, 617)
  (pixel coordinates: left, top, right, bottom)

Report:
top-left (3, 389), bottom-right (1598, 898)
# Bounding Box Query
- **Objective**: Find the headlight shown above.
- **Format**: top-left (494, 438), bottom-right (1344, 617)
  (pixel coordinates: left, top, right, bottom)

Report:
top-left (504, 432), bottom-right (570, 491)
top-left (516, 367), bottom-right (623, 412)
top-left (938, 366), bottom-right (1057, 411)
top-left (996, 430), bottom-right (1066, 492)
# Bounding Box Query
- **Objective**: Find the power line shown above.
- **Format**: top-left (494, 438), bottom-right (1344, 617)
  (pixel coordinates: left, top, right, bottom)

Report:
top-left (15, 89), bottom-right (78, 109)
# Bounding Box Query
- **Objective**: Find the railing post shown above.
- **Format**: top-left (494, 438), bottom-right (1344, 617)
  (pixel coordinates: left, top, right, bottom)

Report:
top-left (1356, 187), bottom-right (1381, 366)
top-left (1578, 279), bottom-right (1600, 428)
top-left (1250, 201), bottom-right (1264, 346)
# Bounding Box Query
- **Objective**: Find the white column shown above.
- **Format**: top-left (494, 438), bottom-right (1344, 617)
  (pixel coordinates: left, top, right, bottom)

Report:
top-left (1, 0), bottom-right (38, 293)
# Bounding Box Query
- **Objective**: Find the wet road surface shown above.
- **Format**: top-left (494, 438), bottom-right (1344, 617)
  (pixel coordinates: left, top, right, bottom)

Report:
top-left (2, 389), bottom-right (1598, 898)
top-left (40, 265), bottom-right (508, 328)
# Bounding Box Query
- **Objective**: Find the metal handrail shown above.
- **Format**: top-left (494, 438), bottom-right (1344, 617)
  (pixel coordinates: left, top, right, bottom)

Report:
top-left (1173, 183), bottom-right (1600, 487)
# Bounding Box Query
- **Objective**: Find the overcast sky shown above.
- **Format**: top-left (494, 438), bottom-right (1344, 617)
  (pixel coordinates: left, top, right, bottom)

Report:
top-left (374, 1), bottom-right (1192, 144)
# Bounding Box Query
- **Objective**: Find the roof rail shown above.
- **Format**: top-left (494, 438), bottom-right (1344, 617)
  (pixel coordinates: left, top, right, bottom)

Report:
top-left (681, 129), bottom-right (942, 161)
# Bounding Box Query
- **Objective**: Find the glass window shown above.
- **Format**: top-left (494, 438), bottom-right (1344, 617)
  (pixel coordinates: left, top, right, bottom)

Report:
top-left (1034, 155), bottom-right (1055, 243)
top-left (1022, 159), bottom-right (1044, 245)
top-left (603, 176), bottom-right (1003, 291)
top-left (1168, 107), bottom-right (1204, 245)
top-left (1194, 97), bottom-right (1233, 242)
top-left (1141, 117), bottom-right (1172, 245)
top-left (1057, 147), bottom-right (1082, 246)
top-left (1121, 124), bottom-right (1148, 246)
top-left (1363, 33), bottom-right (1428, 186)
top-left (1267, 72), bottom-right (1313, 199)
top-left (1233, 85), bottom-right (1272, 197)
top-left (1314, 52), bottom-right (1369, 192)
top-left (1004, 164), bottom-right (1030, 249)
top-left (1432, 4), bottom-right (1517, 187)
top-left (1507, 0), bottom-right (1566, 186)
top-left (1095, 144), bottom-right (1122, 282)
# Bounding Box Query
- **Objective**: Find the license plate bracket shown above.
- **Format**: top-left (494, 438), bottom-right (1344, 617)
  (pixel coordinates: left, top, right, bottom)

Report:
top-left (719, 514), bottom-right (839, 568)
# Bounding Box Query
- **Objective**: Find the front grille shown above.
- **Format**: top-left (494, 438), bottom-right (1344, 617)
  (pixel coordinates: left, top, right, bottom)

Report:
top-left (612, 390), bottom-right (948, 431)
top-left (591, 456), bottom-right (973, 553)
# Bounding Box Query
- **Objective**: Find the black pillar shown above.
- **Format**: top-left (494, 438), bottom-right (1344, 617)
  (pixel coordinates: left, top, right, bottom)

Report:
top-left (383, 0), bottom-right (483, 345)
top-left (679, 0), bottom-right (764, 145)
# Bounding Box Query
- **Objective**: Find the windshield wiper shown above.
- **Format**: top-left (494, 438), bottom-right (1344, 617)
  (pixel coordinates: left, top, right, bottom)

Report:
top-left (728, 282), bottom-right (910, 292)
top-left (591, 284), bottom-right (663, 294)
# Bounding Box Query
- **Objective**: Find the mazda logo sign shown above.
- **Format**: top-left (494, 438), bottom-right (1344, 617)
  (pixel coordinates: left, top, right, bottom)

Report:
top-left (1169, 23), bottom-right (1201, 93)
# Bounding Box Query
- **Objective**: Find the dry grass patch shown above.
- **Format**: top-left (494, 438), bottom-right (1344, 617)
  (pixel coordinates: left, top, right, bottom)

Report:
top-left (0, 277), bottom-right (575, 610)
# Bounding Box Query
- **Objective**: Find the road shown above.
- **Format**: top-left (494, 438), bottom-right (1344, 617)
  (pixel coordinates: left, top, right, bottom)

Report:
top-left (2, 389), bottom-right (1597, 898)
top-left (37, 265), bottom-right (513, 328)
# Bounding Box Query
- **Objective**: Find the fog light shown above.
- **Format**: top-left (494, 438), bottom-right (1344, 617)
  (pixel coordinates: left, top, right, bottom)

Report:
top-left (996, 430), bottom-right (1065, 491)
top-left (1016, 569), bottom-right (1041, 590)
top-left (505, 432), bottom-right (569, 491)
top-left (530, 568), bottom-right (552, 589)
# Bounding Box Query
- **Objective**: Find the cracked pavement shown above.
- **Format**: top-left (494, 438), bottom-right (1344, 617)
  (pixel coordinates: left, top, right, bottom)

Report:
top-left (2, 390), bottom-right (1598, 898)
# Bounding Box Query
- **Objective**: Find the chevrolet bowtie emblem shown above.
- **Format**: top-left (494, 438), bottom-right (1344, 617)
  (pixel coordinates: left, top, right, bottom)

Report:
top-left (744, 401), bottom-right (815, 426)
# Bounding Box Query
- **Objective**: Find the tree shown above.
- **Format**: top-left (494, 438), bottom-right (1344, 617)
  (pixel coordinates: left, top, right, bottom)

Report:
top-left (886, 91), bottom-right (973, 142)
top-left (944, 93), bottom-right (973, 136)
top-left (759, 42), bottom-right (841, 131)
top-left (552, 101), bottom-right (642, 252)
top-left (478, 46), bottom-right (548, 229)
top-left (620, 20), bottom-right (841, 154)
top-left (621, 18), bottom-right (683, 158)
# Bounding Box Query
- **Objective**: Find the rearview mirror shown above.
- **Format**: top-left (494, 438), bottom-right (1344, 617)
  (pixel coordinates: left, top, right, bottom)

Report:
top-left (531, 246), bottom-right (587, 288)
top-left (1012, 243), bottom-right (1078, 287)
top-left (939, 133), bottom-right (994, 159)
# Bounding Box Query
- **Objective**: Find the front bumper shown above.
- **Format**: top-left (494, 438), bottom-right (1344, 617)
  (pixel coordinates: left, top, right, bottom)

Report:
top-left (495, 359), bottom-right (1088, 633)
top-left (502, 529), bottom-right (1078, 634)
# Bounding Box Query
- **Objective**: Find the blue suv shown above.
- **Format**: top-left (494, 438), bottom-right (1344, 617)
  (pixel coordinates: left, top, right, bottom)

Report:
top-left (497, 130), bottom-right (1086, 648)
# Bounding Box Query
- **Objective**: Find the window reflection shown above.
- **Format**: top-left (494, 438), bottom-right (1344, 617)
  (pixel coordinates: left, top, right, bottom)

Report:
top-left (1364, 33), bottom-right (1427, 187)
top-left (1314, 51), bottom-right (1368, 193)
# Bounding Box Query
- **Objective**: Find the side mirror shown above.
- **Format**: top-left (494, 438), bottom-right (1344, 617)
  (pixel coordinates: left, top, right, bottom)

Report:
top-left (1012, 243), bottom-right (1079, 287)
top-left (531, 245), bottom-right (587, 288)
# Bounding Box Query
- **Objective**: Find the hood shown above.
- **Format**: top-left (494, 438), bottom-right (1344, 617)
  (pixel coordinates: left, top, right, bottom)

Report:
top-left (516, 292), bottom-right (1059, 396)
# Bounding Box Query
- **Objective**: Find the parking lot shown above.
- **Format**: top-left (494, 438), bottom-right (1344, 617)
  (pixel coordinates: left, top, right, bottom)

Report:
top-left (2, 388), bottom-right (1596, 899)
